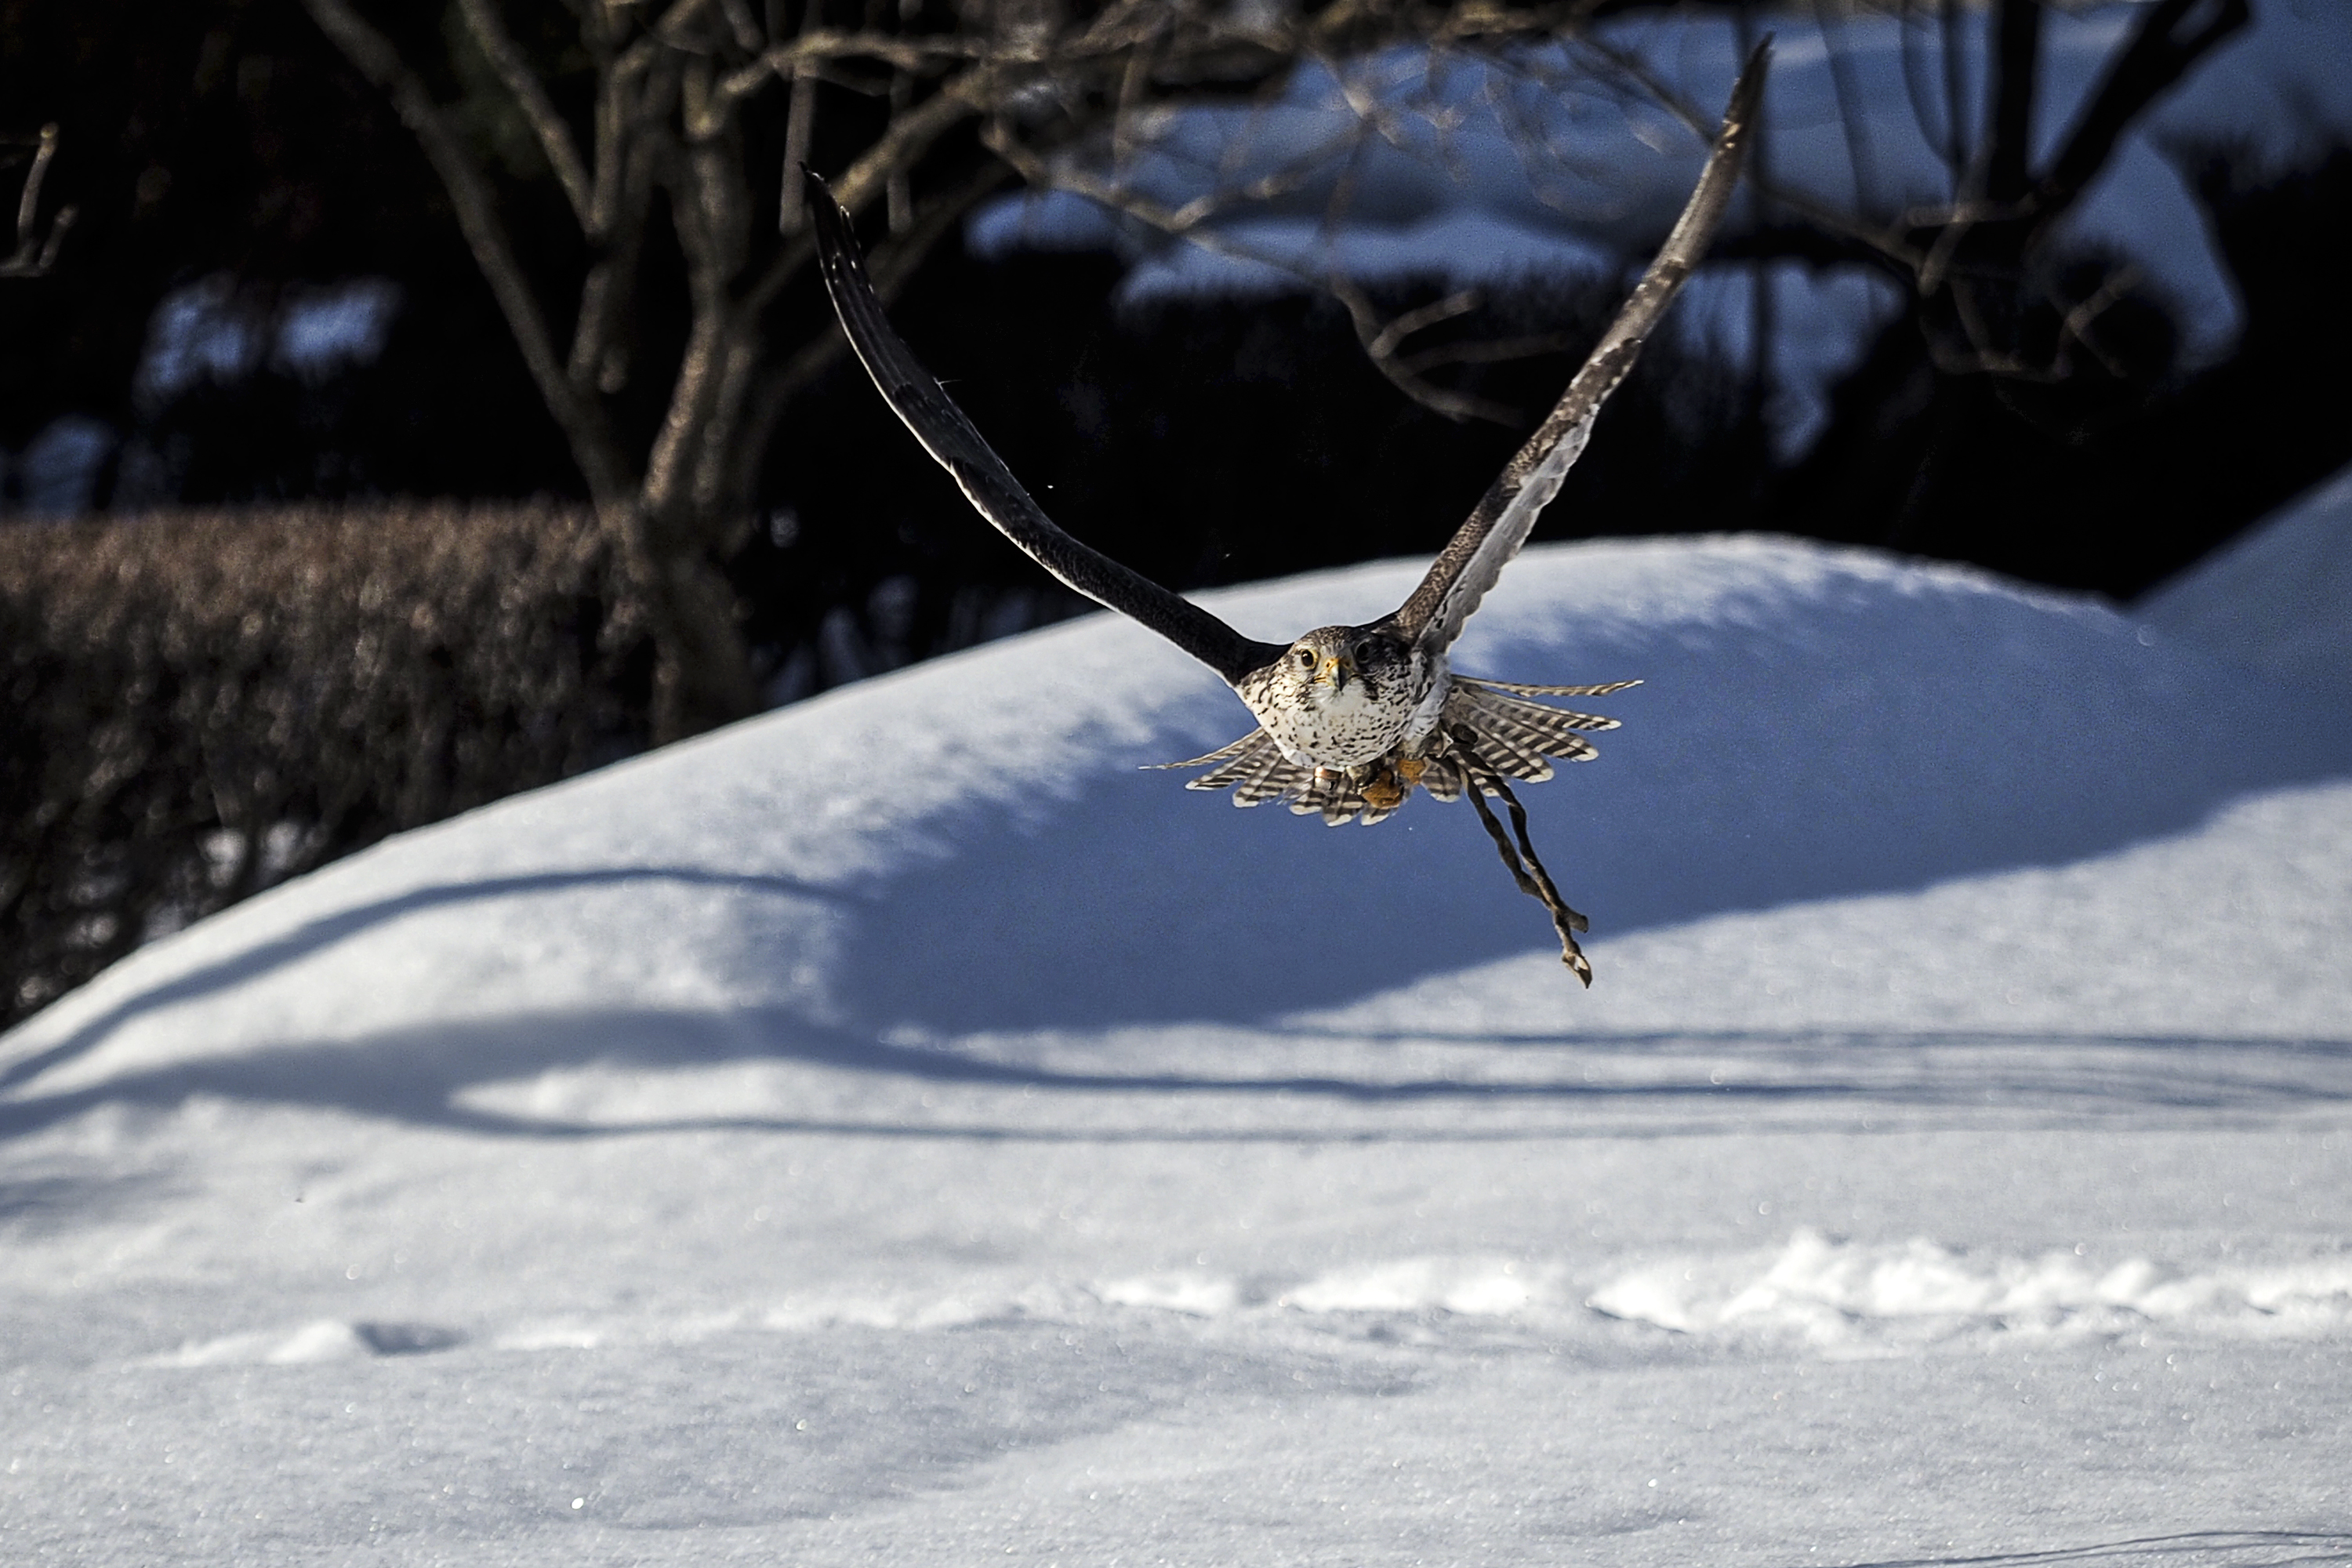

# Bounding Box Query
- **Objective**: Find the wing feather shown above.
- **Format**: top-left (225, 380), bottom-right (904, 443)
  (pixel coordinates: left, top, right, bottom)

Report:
top-left (1417, 755), bottom-right (1466, 801)
top-left (1148, 731), bottom-right (1265, 772)
top-left (807, 171), bottom-right (1283, 688)
top-left (1388, 43), bottom-right (1770, 656)
top-left (1454, 681), bottom-right (1624, 735)
top-left (1462, 677), bottom-right (1643, 699)
top-left (1232, 746), bottom-right (1312, 807)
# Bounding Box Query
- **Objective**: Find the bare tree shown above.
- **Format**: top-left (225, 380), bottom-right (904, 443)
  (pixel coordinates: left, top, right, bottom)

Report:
top-left (972, 0), bottom-right (2251, 430)
top-left (1579, 0), bottom-right (2250, 385)
top-left (302, 0), bottom-right (2249, 724)
top-left (299, 0), bottom-right (1615, 741)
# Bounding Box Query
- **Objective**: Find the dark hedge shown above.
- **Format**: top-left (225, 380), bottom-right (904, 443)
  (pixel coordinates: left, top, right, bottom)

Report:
top-left (0, 500), bottom-right (652, 1027)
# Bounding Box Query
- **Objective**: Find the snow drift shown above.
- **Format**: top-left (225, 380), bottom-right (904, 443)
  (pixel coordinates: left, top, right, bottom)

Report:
top-left (5, 525), bottom-right (2350, 1567)
top-left (5, 534), bottom-right (2347, 1114)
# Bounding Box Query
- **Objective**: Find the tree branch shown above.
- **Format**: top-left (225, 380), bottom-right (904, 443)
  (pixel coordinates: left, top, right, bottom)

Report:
top-left (775, 0), bottom-right (823, 234)
top-left (743, 61), bottom-right (1004, 317)
top-left (456, 0), bottom-right (596, 230)
top-left (1984, 0), bottom-right (2042, 207)
top-left (1897, 4), bottom-right (1958, 188)
top-left (0, 123), bottom-right (74, 278)
top-left (2037, 0), bottom-right (2249, 223)
top-left (1813, 0), bottom-right (1878, 216)
top-left (303, 0), bottom-right (636, 502)
top-left (734, 154), bottom-right (1013, 503)
top-left (722, 27), bottom-right (982, 103)
top-left (568, 64), bottom-right (663, 392)
top-left (1938, 0), bottom-right (1970, 187)
top-left (1330, 274), bottom-right (1519, 426)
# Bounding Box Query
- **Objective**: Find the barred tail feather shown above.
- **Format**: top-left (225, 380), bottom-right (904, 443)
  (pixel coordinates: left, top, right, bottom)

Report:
top-left (1455, 683), bottom-right (1623, 735)
top-left (1156, 729), bottom-right (1391, 822)
top-left (1447, 680), bottom-right (1632, 771)
top-left (1460, 677), bottom-right (1642, 699)
top-left (1290, 771), bottom-right (1374, 826)
top-left (1156, 728), bottom-right (1309, 807)
top-left (1417, 756), bottom-right (1467, 802)
top-left (1233, 744), bottom-right (1313, 808)
top-left (1472, 723), bottom-right (1558, 782)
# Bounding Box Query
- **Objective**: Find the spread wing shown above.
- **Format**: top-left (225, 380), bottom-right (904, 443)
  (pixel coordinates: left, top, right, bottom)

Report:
top-left (1388, 41), bottom-right (1771, 656)
top-left (807, 170), bottom-right (1283, 688)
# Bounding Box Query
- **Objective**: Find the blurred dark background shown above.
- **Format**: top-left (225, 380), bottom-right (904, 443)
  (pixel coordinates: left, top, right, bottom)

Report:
top-left (2, 0), bottom-right (2348, 1025)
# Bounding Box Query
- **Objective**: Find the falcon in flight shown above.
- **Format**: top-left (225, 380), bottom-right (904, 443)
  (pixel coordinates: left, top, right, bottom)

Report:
top-left (808, 47), bottom-right (1765, 985)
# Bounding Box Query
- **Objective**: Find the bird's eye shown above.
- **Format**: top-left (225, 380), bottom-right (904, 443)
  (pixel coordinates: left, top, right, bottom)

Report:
top-left (1354, 640), bottom-right (1377, 662)
top-left (1294, 648), bottom-right (1316, 670)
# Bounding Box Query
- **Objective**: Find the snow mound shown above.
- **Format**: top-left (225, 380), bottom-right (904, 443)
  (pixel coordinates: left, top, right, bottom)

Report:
top-left (143, 1319), bottom-right (466, 1367)
top-left (1278, 1256), bottom-right (1551, 1317)
top-left (1589, 1229), bottom-right (2352, 1349)
top-left (2140, 460), bottom-right (2352, 708)
top-left (4, 536), bottom-right (2349, 1118)
top-left (1305, 777), bottom-right (2352, 1040)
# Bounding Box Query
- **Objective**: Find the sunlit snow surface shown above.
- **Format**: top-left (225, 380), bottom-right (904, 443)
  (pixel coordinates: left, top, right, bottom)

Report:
top-left (4, 533), bottom-right (2350, 1565)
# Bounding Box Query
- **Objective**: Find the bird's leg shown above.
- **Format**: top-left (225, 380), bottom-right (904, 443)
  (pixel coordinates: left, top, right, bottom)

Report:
top-left (1450, 732), bottom-right (1593, 986)
top-left (1491, 770), bottom-right (1588, 936)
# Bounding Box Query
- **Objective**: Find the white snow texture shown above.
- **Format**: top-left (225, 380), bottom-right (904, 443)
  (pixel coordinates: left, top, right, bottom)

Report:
top-left (3, 492), bottom-right (2350, 1563)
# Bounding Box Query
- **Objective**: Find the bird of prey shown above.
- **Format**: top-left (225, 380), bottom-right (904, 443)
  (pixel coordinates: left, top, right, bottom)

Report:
top-left (807, 46), bottom-right (1766, 985)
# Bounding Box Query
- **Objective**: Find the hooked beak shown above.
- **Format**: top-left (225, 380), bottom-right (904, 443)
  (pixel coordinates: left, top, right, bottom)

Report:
top-left (1315, 654), bottom-right (1354, 691)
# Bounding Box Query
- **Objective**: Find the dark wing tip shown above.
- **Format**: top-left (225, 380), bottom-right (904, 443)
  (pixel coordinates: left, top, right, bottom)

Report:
top-left (804, 168), bottom-right (861, 289)
top-left (801, 164), bottom-right (842, 231)
top-left (1727, 38), bottom-right (1772, 146)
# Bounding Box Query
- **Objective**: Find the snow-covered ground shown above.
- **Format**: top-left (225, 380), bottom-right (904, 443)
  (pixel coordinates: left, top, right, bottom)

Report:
top-left (2141, 464), bottom-right (2352, 714)
top-left (5, 503), bottom-right (2351, 1563)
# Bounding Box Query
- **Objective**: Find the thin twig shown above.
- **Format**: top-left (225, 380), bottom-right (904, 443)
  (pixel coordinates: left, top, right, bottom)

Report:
top-left (1367, 288), bottom-right (1482, 362)
top-left (301, 0), bottom-right (633, 502)
top-left (457, 0), bottom-right (596, 229)
top-left (1331, 274), bottom-right (1519, 426)
top-left (2053, 263), bottom-right (2140, 381)
top-left (735, 154), bottom-right (1012, 502)
top-left (0, 123), bottom-right (73, 277)
top-left (1399, 330), bottom-right (1583, 376)
top-left (746, 60), bottom-right (1001, 315)
top-left (1813, 0), bottom-right (1878, 217)
top-left (1112, 34), bottom-right (1156, 169)
top-left (775, 0), bottom-right (822, 234)
top-left (1938, 0), bottom-right (1970, 187)
top-left (715, 0), bottom-right (764, 53)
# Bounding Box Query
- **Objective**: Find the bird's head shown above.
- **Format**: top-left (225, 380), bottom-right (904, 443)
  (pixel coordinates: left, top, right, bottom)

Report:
top-left (1276, 625), bottom-right (1413, 706)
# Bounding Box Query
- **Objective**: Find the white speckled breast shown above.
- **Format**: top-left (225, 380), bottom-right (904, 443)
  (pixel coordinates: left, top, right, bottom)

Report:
top-left (1241, 650), bottom-right (1438, 770)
